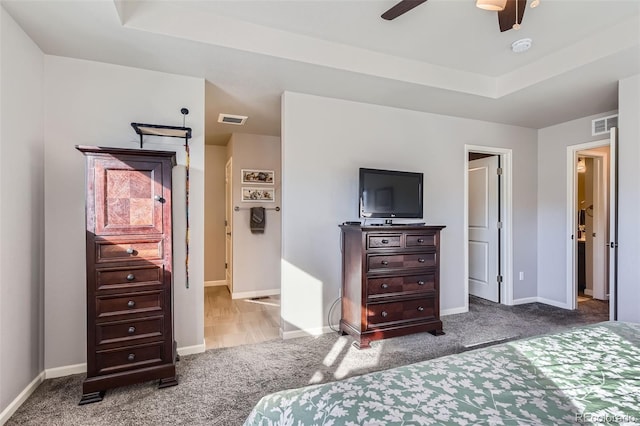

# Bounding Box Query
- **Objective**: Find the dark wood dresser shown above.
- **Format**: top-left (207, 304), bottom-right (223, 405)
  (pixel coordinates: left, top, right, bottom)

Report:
top-left (77, 146), bottom-right (178, 404)
top-left (339, 224), bottom-right (446, 349)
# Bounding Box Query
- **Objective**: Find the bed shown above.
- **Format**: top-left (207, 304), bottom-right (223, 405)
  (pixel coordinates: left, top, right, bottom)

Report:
top-left (244, 321), bottom-right (640, 425)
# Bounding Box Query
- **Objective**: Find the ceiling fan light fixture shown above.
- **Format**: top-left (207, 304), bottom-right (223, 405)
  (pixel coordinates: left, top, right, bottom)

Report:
top-left (530, 0), bottom-right (540, 8)
top-left (476, 0), bottom-right (507, 11)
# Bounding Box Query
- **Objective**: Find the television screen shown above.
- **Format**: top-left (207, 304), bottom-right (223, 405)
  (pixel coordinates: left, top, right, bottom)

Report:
top-left (359, 168), bottom-right (423, 218)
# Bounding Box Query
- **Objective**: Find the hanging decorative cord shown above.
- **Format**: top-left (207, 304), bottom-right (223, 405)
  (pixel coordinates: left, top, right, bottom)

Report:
top-left (182, 108), bottom-right (191, 289)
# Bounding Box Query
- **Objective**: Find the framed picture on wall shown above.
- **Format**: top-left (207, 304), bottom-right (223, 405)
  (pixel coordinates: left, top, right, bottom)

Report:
top-left (242, 187), bottom-right (275, 202)
top-left (241, 169), bottom-right (274, 184)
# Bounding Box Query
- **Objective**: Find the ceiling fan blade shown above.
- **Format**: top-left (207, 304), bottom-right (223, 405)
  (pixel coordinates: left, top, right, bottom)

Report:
top-left (381, 0), bottom-right (428, 20)
top-left (498, 0), bottom-right (527, 32)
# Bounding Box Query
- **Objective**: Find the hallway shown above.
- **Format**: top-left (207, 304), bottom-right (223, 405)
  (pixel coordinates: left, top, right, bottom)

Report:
top-left (204, 286), bottom-right (280, 349)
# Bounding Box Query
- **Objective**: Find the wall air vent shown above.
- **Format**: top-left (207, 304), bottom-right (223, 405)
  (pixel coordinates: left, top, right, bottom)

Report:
top-left (218, 113), bottom-right (248, 125)
top-left (592, 114), bottom-right (618, 136)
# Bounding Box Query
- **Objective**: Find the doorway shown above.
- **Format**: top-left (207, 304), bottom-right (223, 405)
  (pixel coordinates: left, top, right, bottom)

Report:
top-left (225, 157), bottom-right (233, 293)
top-left (566, 139), bottom-right (613, 318)
top-left (464, 145), bottom-right (513, 309)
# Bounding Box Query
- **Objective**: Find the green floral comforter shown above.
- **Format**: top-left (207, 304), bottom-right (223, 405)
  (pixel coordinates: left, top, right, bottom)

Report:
top-left (244, 322), bottom-right (640, 425)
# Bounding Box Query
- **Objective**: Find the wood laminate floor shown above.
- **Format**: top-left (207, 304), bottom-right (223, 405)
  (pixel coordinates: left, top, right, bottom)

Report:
top-left (204, 286), bottom-right (281, 350)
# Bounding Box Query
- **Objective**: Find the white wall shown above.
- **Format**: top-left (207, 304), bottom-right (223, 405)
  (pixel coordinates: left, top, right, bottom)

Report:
top-left (281, 92), bottom-right (538, 335)
top-left (43, 56), bottom-right (205, 369)
top-left (229, 133), bottom-right (282, 297)
top-left (537, 110), bottom-right (617, 305)
top-left (617, 74), bottom-right (640, 322)
top-left (0, 7), bottom-right (45, 417)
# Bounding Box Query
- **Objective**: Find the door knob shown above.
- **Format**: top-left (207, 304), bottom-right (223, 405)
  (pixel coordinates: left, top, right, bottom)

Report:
top-left (154, 195), bottom-right (165, 202)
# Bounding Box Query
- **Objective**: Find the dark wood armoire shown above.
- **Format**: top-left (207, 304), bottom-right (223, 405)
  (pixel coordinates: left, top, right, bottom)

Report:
top-left (77, 146), bottom-right (178, 404)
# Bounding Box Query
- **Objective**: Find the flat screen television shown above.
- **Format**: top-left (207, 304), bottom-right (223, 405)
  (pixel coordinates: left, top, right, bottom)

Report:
top-left (359, 168), bottom-right (423, 218)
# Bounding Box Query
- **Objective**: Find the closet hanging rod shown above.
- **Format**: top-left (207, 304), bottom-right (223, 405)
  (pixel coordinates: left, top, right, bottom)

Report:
top-left (234, 206), bottom-right (280, 212)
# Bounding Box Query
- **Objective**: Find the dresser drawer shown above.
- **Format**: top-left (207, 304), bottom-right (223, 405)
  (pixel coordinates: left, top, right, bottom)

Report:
top-left (95, 237), bottom-right (163, 263)
top-left (96, 343), bottom-right (164, 375)
top-left (96, 291), bottom-right (163, 319)
top-left (96, 265), bottom-right (163, 291)
top-left (406, 233), bottom-right (436, 248)
top-left (368, 252), bottom-right (436, 271)
top-left (367, 298), bottom-right (436, 328)
top-left (367, 273), bottom-right (435, 298)
top-left (367, 235), bottom-right (401, 249)
top-left (96, 316), bottom-right (164, 346)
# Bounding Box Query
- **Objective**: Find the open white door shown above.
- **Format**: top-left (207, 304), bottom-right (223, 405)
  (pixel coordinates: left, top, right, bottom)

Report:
top-left (225, 158), bottom-right (233, 293)
top-left (468, 156), bottom-right (500, 302)
top-left (608, 128), bottom-right (618, 321)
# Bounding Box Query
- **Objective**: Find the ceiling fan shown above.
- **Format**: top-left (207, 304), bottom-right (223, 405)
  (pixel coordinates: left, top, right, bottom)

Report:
top-left (381, 0), bottom-right (536, 32)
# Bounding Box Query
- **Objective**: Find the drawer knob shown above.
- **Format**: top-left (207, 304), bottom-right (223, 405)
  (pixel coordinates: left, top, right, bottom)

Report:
top-left (127, 353), bottom-right (135, 361)
top-left (381, 239), bottom-right (389, 244)
top-left (128, 326), bottom-right (136, 334)
top-left (418, 258), bottom-right (426, 263)
top-left (126, 248), bottom-right (135, 255)
top-left (417, 306), bottom-right (425, 312)
top-left (127, 300), bottom-right (136, 308)
top-left (381, 283), bottom-right (389, 289)
top-left (126, 273), bottom-right (135, 281)
top-left (418, 280), bottom-right (425, 286)
top-left (417, 238), bottom-right (424, 243)
top-left (381, 260), bottom-right (389, 266)
top-left (381, 311), bottom-right (388, 317)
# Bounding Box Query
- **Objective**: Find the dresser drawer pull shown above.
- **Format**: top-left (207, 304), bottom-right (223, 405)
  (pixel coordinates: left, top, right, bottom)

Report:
top-left (381, 283), bottom-right (389, 289)
top-left (126, 273), bottom-right (135, 281)
top-left (127, 300), bottom-right (136, 308)
top-left (127, 353), bottom-right (135, 362)
top-left (417, 306), bottom-right (425, 312)
top-left (381, 260), bottom-right (389, 266)
top-left (418, 258), bottom-right (426, 263)
top-left (128, 326), bottom-right (136, 334)
top-left (418, 280), bottom-right (425, 286)
top-left (381, 239), bottom-right (389, 244)
top-left (417, 238), bottom-right (424, 243)
top-left (381, 311), bottom-right (388, 317)
top-left (126, 248), bottom-right (135, 255)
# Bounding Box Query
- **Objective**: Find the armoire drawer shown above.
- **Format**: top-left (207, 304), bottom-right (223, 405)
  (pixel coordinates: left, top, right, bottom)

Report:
top-left (96, 291), bottom-right (163, 319)
top-left (366, 298), bottom-right (436, 328)
top-left (367, 273), bottom-right (435, 298)
top-left (95, 343), bottom-right (164, 375)
top-left (96, 316), bottom-right (164, 346)
top-left (96, 265), bottom-right (163, 291)
top-left (95, 238), bottom-right (163, 263)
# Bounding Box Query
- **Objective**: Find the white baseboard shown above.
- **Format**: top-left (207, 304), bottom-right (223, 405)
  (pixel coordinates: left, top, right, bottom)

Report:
top-left (177, 343), bottom-right (206, 356)
top-left (281, 325), bottom-right (333, 340)
top-left (0, 371), bottom-right (45, 425)
top-left (584, 289), bottom-right (593, 296)
top-left (204, 280), bottom-right (227, 288)
top-left (536, 297), bottom-right (571, 309)
top-left (231, 288), bottom-right (280, 300)
top-left (42, 343), bottom-right (205, 381)
top-left (45, 363), bottom-right (86, 379)
top-left (441, 306), bottom-right (468, 316)
top-left (512, 297), bottom-right (538, 305)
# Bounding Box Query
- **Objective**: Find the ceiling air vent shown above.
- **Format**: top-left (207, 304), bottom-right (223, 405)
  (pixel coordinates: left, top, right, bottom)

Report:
top-left (218, 113), bottom-right (248, 125)
top-left (592, 114), bottom-right (618, 136)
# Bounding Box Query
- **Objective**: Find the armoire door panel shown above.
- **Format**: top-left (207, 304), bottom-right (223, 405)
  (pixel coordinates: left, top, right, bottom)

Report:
top-left (94, 159), bottom-right (165, 235)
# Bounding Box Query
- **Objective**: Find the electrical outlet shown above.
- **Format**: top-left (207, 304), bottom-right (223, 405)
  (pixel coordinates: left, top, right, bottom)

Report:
top-left (519, 272), bottom-right (525, 281)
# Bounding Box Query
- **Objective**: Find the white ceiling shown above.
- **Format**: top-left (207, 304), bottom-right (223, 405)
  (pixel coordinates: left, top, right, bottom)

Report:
top-left (3, 0), bottom-right (640, 145)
